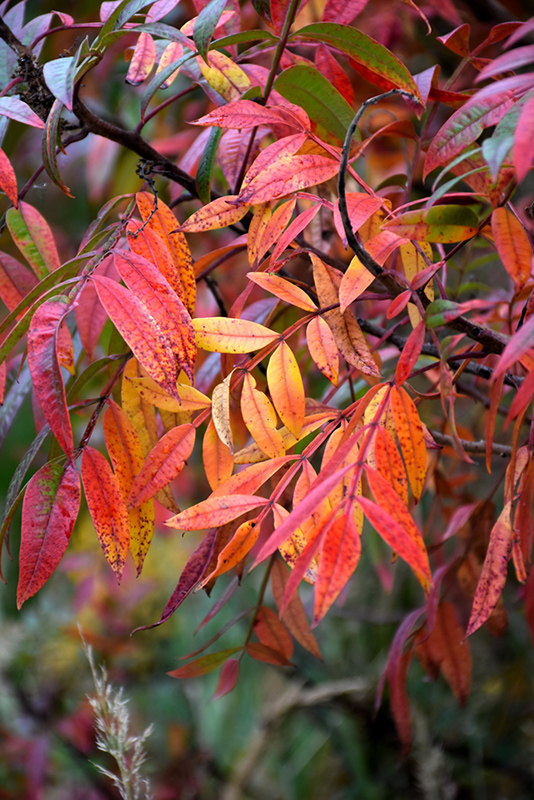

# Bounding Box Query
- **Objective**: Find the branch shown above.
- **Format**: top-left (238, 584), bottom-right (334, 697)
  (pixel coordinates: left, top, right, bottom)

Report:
top-left (429, 430), bottom-right (512, 458)
top-left (338, 93), bottom-right (508, 356)
top-left (0, 19), bottom-right (199, 198)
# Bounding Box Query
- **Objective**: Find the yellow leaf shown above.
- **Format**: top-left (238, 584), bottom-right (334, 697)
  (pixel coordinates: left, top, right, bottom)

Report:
top-left (193, 317), bottom-right (279, 352)
top-left (241, 373), bottom-right (285, 459)
top-left (267, 342), bottom-right (305, 437)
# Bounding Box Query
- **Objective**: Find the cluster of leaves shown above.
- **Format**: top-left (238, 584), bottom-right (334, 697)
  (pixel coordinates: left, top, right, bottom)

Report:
top-left (1, 0), bottom-right (534, 750)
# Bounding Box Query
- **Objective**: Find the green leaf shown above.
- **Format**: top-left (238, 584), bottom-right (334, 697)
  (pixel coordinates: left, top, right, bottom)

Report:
top-left (42, 99), bottom-right (73, 198)
top-left (425, 299), bottom-right (464, 328)
top-left (384, 205), bottom-right (478, 243)
top-left (210, 30), bottom-right (277, 49)
top-left (293, 23), bottom-right (422, 102)
top-left (196, 127), bottom-right (223, 204)
top-left (274, 65), bottom-right (355, 143)
top-left (194, 0), bottom-right (229, 63)
top-left (167, 648), bottom-right (243, 678)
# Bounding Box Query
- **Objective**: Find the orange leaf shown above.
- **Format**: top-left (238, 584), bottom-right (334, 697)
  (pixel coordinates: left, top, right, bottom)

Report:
top-left (466, 504), bottom-right (513, 637)
top-left (200, 519), bottom-right (260, 586)
top-left (136, 192), bottom-right (196, 316)
top-left (247, 272), bottom-right (317, 312)
top-left (267, 342), bottom-right (305, 437)
top-left (390, 385), bottom-right (427, 501)
top-left (81, 447), bottom-right (130, 580)
top-left (203, 418), bottom-right (234, 491)
top-left (271, 558), bottom-right (322, 658)
top-left (338, 255), bottom-right (375, 313)
top-left (247, 203), bottom-right (272, 266)
top-left (241, 372), bottom-right (285, 459)
top-left (128, 424), bottom-right (196, 509)
top-left (254, 605), bottom-right (294, 660)
top-left (103, 400), bottom-right (154, 574)
top-left (491, 207), bottom-right (532, 291)
top-left (252, 197), bottom-right (297, 265)
top-left (127, 375), bottom-right (211, 412)
top-left (166, 494), bottom-right (269, 531)
top-left (374, 427), bottom-right (408, 505)
top-left (180, 196), bottom-right (250, 232)
top-left (193, 316), bottom-right (279, 352)
top-left (311, 253), bottom-right (380, 377)
top-left (211, 456), bottom-right (293, 498)
top-left (275, 503), bottom-right (318, 585)
top-left (306, 316), bottom-right (339, 385)
top-left (313, 513), bottom-right (361, 625)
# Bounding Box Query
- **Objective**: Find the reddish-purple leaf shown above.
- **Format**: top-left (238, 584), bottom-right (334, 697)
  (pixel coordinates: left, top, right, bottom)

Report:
top-left (17, 461), bottom-right (80, 608)
top-left (27, 298), bottom-right (73, 458)
top-left (132, 529), bottom-right (217, 633)
top-left (254, 605), bottom-right (294, 660)
top-left (0, 252), bottom-right (37, 312)
top-left (513, 91), bottom-right (534, 183)
top-left (271, 558), bottom-right (322, 658)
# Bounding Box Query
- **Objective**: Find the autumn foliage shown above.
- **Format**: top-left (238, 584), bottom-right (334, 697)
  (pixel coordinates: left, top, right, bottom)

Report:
top-left (1, 0), bottom-right (534, 752)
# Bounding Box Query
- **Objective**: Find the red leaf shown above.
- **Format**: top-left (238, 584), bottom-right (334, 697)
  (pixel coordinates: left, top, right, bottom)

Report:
top-left (27, 298), bottom-right (73, 458)
top-left (313, 512), bottom-right (361, 625)
top-left (193, 100), bottom-right (308, 132)
top-left (513, 91), bottom-right (534, 183)
top-left (245, 642), bottom-right (293, 666)
top-left (74, 255), bottom-right (118, 358)
top-left (388, 648), bottom-right (413, 754)
top-left (213, 658), bottom-right (240, 698)
top-left (0, 252), bottom-right (37, 312)
top-left (238, 154), bottom-right (339, 205)
top-left (126, 32), bottom-right (156, 85)
top-left (321, 0), bottom-right (368, 26)
top-left (357, 472), bottom-right (431, 592)
top-left (395, 321), bottom-right (425, 384)
top-left (128, 424), bottom-right (196, 508)
top-left (315, 43), bottom-right (355, 104)
top-left (0, 147), bottom-right (18, 207)
top-left (81, 447), bottom-right (130, 580)
top-left (254, 605), bottom-right (294, 660)
top-left (114, 250), bottom-right (196, 383)
top-left (271, 558), bottom-right (322, 658)
top-left (166, 494), bottom-right (269, 531)
top-left (424, 89), bottom-right (517, 178)
top-left (93, 275), bottom-right (186, 400)
top-left (17, 462), bottom-right (80, 608)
